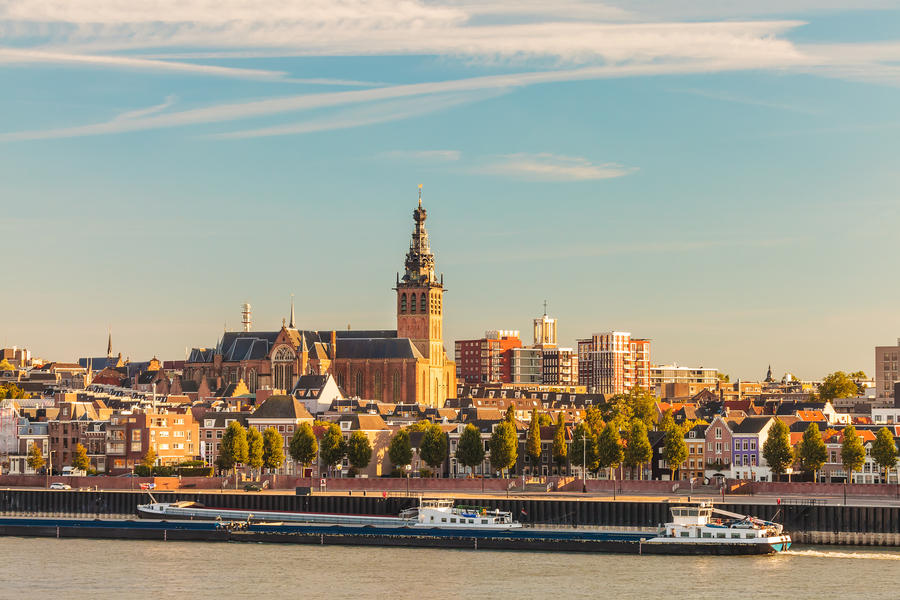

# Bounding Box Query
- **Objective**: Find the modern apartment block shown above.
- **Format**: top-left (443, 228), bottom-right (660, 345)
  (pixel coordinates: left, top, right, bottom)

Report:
top-left (876, 339), bottom-right (900, 407)
top-left (510, 347), bottom-right (542, 384)
top-left (541, 347), bottom-right (578, 386)
top-left (454, 330), bottom-right (523, 384)
top-left (651, 364), bottom-right (718, 388)
top-left (577, 332), bottom-right (650, 395)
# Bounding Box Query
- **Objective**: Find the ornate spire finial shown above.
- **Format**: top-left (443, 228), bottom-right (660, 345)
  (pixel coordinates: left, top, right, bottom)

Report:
top-left (543, 299), bottom-right (548, 316)
top-left (289, 294), bottom-right (296, 328)
top-left (107, 328), bottom-right (112, 358)
top-left (418, 183), bottom-right (423, 208)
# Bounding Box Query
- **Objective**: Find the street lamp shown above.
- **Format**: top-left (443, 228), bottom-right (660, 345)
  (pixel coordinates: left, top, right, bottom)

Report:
top-left (405, 464), bottom-right (411, 496)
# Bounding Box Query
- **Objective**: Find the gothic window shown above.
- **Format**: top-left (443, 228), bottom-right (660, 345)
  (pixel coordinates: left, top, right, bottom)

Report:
top-left (273, 346), bottom-right (296, 391)
top-left (355, 370), bottom-right (363, 398)
top-left (374, 370), bottom-right (383, 401)
top-left (400, 294), bottom-right (407, 313)
top-left (410, 294), bottom-right (416, 313)
top-left (248, 369), bottom-right (257, 392)
top-left (420, 293), bottom-right (427, 313)
top-left (434, 377), bottom-right (439, 405)
top-left (337, 370), bottom-right (345, 389)
top-left (392, 371), bottom-right (401, 402)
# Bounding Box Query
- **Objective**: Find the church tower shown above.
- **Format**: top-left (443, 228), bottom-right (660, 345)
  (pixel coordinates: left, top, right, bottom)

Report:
top-left (396, 187), bottom-right (444, 363)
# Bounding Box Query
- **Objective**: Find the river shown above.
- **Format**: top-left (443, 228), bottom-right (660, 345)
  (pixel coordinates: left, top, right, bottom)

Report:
top-left (1, 538), bottom-right (898, 599)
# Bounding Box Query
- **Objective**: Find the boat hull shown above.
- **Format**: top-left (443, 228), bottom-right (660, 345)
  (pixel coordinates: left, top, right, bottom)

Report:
top-left (0, 517), bottom-right (788, 555)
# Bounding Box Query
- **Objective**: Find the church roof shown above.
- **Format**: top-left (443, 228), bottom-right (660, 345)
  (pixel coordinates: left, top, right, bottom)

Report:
top-left (335, 338), bottom-right (423, 360)
top-left (250, 395), bottom-right (313, 420)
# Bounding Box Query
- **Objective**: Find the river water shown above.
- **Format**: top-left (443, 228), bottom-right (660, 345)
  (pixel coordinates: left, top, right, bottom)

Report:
top-left (1, 538), bottom-right (899, 599)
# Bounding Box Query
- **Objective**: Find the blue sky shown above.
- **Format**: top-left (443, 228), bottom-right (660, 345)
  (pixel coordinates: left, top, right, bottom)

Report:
top-left (1, 1), bottom-right (898, 380)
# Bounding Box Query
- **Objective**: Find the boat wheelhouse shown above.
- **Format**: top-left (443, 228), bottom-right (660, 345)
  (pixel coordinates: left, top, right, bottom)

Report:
top-left (651, 502), bottom-right (791, 552)
top-left (400, 499), bottom-right (521, 529)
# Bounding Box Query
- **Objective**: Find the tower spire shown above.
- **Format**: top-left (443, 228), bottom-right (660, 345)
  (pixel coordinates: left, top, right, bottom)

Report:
top-left (418, 183), bottom-right (422, 208)
top-left (107, 329), bottom-right (112, 358)
top-left (289, 294), bottom-right (296, 328)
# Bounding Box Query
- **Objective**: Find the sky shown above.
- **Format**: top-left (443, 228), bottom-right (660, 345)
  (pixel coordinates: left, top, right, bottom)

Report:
top-left (1, 1), bottom-right (899, 380)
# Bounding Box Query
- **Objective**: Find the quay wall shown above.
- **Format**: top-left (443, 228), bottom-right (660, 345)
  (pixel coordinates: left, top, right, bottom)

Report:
top-left (0, 490), bottom-right (898, 546)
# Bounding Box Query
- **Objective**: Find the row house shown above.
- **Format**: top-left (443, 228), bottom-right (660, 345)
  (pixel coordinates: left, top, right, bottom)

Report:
top-left (335, 413), bottom-right (392, 478)
top-left (106, 408), bottom-right (199, 473)
top-left (821, 428), bottom-right (882, 484)
top-left (730, 417), bottom-right (775, 481)
top-left (678, 423), bottom-right (707, 481)
top-left (7, 420), bottom-right (49, 475)
top-left (199, 411), bottom-right (249, 471)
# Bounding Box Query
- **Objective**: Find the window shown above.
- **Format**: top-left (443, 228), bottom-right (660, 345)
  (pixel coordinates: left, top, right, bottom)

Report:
top-left (724, 443), bottom-right (730, 452)
top-left (374, 370), bottom-right (383, 401)
top-left (159, 444), bottom-right (169, 450)
top-left (715, 427), bottom-right (722, 439)
top-left (355, 371), bottom-right (363, 397)
top-left (750, 441), bottom-right (756, 450)
top-left (420, 293), bottom-right (427, 313)
top-left (401, 293), bottom-right (407, 313)
top-left (708, 442), bottom-right (713, 451)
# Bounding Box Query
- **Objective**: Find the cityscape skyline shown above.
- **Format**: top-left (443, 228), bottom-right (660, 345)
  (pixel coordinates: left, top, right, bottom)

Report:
top-left (2, 2), bottom-right (898, 379)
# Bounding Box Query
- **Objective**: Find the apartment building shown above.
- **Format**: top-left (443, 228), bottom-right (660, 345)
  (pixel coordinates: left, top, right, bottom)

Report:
top-left (577, 332), bottom-right (650, 394)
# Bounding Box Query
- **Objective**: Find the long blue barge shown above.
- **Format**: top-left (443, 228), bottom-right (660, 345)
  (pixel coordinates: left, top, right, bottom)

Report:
top-left (0, 517), bottom-right (780, 555)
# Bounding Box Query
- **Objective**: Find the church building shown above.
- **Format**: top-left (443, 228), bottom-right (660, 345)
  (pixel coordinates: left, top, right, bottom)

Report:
top-left (183, 192), bottom-right (456, 407)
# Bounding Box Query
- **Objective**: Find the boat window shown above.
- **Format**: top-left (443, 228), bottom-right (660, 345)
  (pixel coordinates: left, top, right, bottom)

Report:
top-left (468, 520), bottom-right (474, 524)
top-left (450, 518), bottom-right (456, 523)
top-left (430, 517), bottom-right (434, 522)
top-left (441, 518), bottom-right (447, 522)
top-left (731, 533), bottom-right (741, 538)
top-left (746, 533), bottom-right (756, 539)
top-left (481, 519), bottom-right (488, 524)
top-left (702, 532), bottom-right (712, 538)
top-left (716, 533), bottom-right (726, 538)
top-left (680, 531), bottom-right (690, 537)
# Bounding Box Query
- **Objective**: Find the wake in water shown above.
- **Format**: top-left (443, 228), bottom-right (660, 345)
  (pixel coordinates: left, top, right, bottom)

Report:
top-left (783, 549), bottom-right (900, 561)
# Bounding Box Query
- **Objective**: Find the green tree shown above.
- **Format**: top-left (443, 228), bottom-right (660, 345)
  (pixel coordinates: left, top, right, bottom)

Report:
top-left (583, 406), bottom-right (604, 434)
top-left (262, 427), bottom-right (285, 473)
top-left (570, 422), bottom-right (599, 473)
top-left (849, 371), bottom-right (868, 380)
top-left (552, 412), bottom-right (568, 471)
top-left (72, 443), bottom-right (90, 472)
top-left (717, 373), bottom-right (730, 383)
top-left (141, 448), bottom-right (157, 469)
top-left (819, 371), bottom-right (861, 401)
top-left (657, 408), bottom-right (676, 433)
top-left (840, 425), bottom-right (866, 483)
top-left (0, 383), bottom-right (27, 400)
top-left (346, 431), bottom-right (372, 474)
top-left (455, 424), bottom-right (485, 474)
top-left (246, 426), bottom-right (264, 479)
top-left (318, 423), bottom-right (346, 475)
top-left (407, 420), bottom-right (434, 432)
top-left (420, 423), bottom-right (448, 475)
top-left (0, 359), bottom-right (14, 372)
top-left (489, 421), bottom-right (518, 476)
top-left (762, 418), bottom-right (793, 476)
top-left (601, 394), bottom-right (633, 430)
top-left (26, 444), bottom-right (45, 472)
top-left (596, 423), bottom-right (624, 479)
top-left (536, 413), bottom-right (553, 427)
top-left (388, 429), bottom-right (413, 471)
top-left (624, 421), bottom-right (652, 480)
top-left (662, 426), bottom-right (688, 480)
top-left (625, 387), bottom-right (657, 430)
top-left (871, 427), bottom-right (898, 482)
top-left (525, 409), bottom-right (542, 473)
top-left (289, 422), bottom-right (318, 472)
top-left (219, 421), bottom-right (249, 484)
top-left (504, 404), bottom-right (516, 424)
top-left (797, 422), bottom-right (828, 480)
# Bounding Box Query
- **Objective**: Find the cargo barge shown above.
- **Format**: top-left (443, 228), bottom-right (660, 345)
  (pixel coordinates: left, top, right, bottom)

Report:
top-left (0, 501), bottom-right (789, 555)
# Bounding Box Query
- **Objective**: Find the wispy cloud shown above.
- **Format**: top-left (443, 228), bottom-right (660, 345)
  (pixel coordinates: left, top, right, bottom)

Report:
top-left (210, 92), bottom-right (493, 139)
top-left (111, 95), bottom-right (177, 122)
top-left (667, 88), bottom-right (823, 114)
top-left (0, 48), bottom-right (289, 80)
top-left (381, 150), bottom-right (462, 162)
top-left (0, 60), bottom-right (798, 142)
top-left (476, 153), bottom-right (636, 181)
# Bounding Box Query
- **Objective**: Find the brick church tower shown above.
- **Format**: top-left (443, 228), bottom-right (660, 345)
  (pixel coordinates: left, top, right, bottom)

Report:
top-left (396, 188), bottom-right (444, 362)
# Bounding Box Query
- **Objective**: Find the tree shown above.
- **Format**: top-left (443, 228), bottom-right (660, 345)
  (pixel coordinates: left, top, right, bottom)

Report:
top-left (657, 408), bottom-right (676, 433)
top-left (26, 444), bottom-right (45, 472)
top-left (819, 371), bottom-right (860, 401)
top-left (570, 423), bottom-right (599, 474)
top-left (525, 409), bottom-right (542, 472)
top-left (420, 423), bottom-right (448, 475)
top-left (625, 387), bottom-right (657, 430)
top-left (388, 429), bottom-right (413, 471)
top-left (319, 423), bottom-right (346, 475)
top-left (72, 443), bottom-right (90, 472)
top-left (246, 426), bottom-right (264, 479)
top-left (346, 431), bottom-right (372, 474)
top-left (0, 383), bottom-right (27, 400)
top-left (552, 412), bottom-right (568, 471)
top-left (849, 371), bottom-right (867, 380)
top-left (219, 421), bottom-right (249, 484)
top-left (600, 394), bottom-right (633, 430)
top-left (871, 427), bottom-right (898, 482)
top-left (504, 405), bottom-right (516, 424)
top-left (536, 413), bottom-right (553, 427)
top-left (141, 448), bottom-right (157, 469)
top-left (717, 373), bottom-right (730, 383)
top-left (596, 423), bottom-right (624, 479)
top-left (262, 427), bottom-right (285, 473)
top-left (840, 425), bottom-right (866, 483)
top-left (662, 426), bottom-right (688, 480)
top-left (0, 359), bottom-right (14, 372)
top-left (624, 421), bottom-right (652, 480)
top-left (583, 406), bottom-right (604, 434)
top-left (489, 421), bottom-right (518, 476)
top-left (289, 422), bottom-right (318, 473)
top-left (762, 418), bottom-right (793, 477)
top-left (407, 420), bottom-right (434, 432)
top-left (455, 424), bottom-right (485, 474)
top-left (797, 422), bottom-right (827, 481)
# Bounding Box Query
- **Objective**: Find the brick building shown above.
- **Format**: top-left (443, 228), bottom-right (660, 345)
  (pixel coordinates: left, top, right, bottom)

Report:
top-left (106, 407), bottom-right (199, 473)
top-left (577, 332), bottom-right (650, 395)
top-left (455, 330), bottom-right (523, 384)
